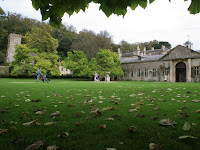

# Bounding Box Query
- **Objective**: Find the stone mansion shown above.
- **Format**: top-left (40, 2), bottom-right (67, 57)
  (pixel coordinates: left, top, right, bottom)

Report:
top-left (118, 42), bottom-right (200, 82)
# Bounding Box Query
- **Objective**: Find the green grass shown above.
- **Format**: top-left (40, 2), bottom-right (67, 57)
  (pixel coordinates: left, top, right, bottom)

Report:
top-left (0, 78), bottom-right (200, 150)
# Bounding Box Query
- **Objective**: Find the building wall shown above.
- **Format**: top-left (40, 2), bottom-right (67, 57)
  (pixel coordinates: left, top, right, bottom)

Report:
top-left (59, 65), bottom-right (71, 75)
top-left (191, 58), bottom-right (200, 82)
top-left (120, 58), bottom-right (200, 82)
top-left (120, 61), bottom-right (170, 81)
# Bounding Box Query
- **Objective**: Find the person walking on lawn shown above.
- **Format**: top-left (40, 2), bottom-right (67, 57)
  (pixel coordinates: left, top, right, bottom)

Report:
top-left (36, 68), bottom-right (42, 83)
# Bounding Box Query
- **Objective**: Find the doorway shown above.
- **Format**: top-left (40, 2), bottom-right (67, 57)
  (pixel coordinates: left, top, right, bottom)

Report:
top-left (176, 62), bottom-right (186, 82)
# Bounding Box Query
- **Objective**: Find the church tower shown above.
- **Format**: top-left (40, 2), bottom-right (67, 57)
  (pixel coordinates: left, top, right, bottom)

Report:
top-left (6, 33), bottom-right (22, 63)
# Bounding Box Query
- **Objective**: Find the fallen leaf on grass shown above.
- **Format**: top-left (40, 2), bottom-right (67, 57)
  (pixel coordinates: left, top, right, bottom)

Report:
top-left (25, 140), bottom-right (43, 150)
top-left (47, 145), bottom-right (57, 150)
top-left (0, 110), bottom-right (7, 113)
top-left (0, 129), bottom-right (9, 134)
top-left (50, 111), bottom-right (60, 117)
top-left (112, 114), bottom-right (121, 120)
top-left (90, 108), bottom-right (100, 114)
top-left (67, 104), bottom-right (76, 107)
top-left (128, 109), bottom-right (138, 112)
top-left (182, 122), bottom-right (190, 131)
top-left (76, 121), bottom-right (83, 125)
top-left (10, 121), bottom-right (17, 125)
top-left (11, 138), bottom-right (23, 144)
top-left (35, 111), bottom-right (45, 115)
top-left (44, 122), bottom-right (56, 126)
top-left (102, 107), bottom-right (115, 111)
top-left (0, 95), bottom-right (6, 98)
top-left (178, 135), bottom-right (198, 139)
top-left (192, 100), bottom-right (199, 102)
top-left (99, 124), bottom-right (106, 129)
top-left (31, 99), bottom-right (41, 102)
top-left (58, 132), bottom-right (69, 138)
top-left (159, 118), bottom-right (177, 126)
top-left (135, 100), bottom-right (144, 105)
top-left (127, 126), bottom-right (137, 133)
top-left (25, 99), bottom-right (31, 102)
top-left (192, 123), bottom-right (197, 126)
top-left (22, 120), bottom-right (35, 126)
top-left (152, 116), bottom-right (159, 120)
top-left (74, 113), bottom-right (81, 117)
top-left (149, 143), bottom-right (164, 150)
top-left (195, 110), bottom-right (200, 113)
top-left (106, 117), bottom-right (114, 121)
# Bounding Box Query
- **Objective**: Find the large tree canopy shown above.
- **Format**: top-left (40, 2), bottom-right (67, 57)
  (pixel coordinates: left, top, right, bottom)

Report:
top-left (31, 0), bottom-right (200, 27)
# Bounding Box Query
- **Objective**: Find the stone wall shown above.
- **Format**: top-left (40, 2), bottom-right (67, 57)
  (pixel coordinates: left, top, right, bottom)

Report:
top-left (120, 61), bottom-right (170, 81)
top-left (0, 66), bottom-right (9, 75)
top-left (6, 33), bottom-right (22, 63)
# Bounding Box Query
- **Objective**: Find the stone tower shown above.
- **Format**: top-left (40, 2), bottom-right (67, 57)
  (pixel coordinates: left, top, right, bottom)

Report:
top-left (6, 33), bottom-right (22, 63)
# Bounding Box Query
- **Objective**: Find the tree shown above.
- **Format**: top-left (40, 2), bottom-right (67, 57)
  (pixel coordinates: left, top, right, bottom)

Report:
top-left (120, 40), bottom-right (134, 53)
top-left (9, 45), bottom-right (35, 76)
top-left (71, 29), bottom-right (112, 60)
top-left (24, 25), bottom-right (58, 53)
top-left (10, 26), bottom-right (60, 76)
top-left (95, 49), bottom-right (123, 77)
top-left (51, 24), bottom-right (77, 60)
top-left (62, 51), bottom-right (89, 77)
top-left (31, 0), bottom-right (200, 27)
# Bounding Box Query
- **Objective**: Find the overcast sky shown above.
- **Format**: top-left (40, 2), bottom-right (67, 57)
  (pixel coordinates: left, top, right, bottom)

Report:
top-left (1, 0), bottom-right (200, 50)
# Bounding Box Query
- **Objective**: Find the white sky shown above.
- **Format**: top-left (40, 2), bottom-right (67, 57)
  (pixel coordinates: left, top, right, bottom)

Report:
top-left (1, 0), bottom-right (200, 50)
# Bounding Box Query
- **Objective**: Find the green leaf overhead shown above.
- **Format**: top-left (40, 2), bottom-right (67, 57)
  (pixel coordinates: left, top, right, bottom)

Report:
top-left (31, 0), bottom-right (200, 27)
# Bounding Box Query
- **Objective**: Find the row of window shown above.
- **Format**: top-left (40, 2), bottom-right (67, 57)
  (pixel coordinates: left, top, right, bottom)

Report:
top-left (124, 68), bottom-right (161, 77)
top-left (123, 66), bottom-right (199, 77)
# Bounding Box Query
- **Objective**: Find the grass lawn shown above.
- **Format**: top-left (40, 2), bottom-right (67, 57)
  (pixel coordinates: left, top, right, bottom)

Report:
top-left (0, 78), bottom-right (200, 150)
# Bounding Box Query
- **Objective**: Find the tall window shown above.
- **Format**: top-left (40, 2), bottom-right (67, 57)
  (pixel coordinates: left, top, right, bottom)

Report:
top-left (137, 69), bottom-right (141, 77)
top-left (144, 69), bottom-right (148, 77)
top-left (194, 66), bottom-right (199, 76)
top-left (153, 69), bottom-right (157, 77)
top-left (164, 68), bottom-right (170, 76)
top-left (131, 70), bottom-right (134, 77)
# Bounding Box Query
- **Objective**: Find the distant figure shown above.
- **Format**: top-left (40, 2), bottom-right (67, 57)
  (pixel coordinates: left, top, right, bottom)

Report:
top-left (42, 74), bottom-right (50, 83)
top-left (96, 74), bottom-right (100, 82)
top-left (36, 68), bottom-right (42, 83)
top-left (94, 71), bottom-right (98, 82)
top-left (164, 75), bottom-right (167, 82)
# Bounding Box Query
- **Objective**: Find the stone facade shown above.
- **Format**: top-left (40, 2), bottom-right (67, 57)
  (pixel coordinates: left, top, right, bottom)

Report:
top-left (6, 33), bottom-right (22, 63)
top-left (119, 44), bottom-right (200, 82)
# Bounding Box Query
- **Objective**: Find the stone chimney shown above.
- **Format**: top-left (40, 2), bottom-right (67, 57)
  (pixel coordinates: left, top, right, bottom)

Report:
top-left (161, 45), bottom-right (165, 51)
top-left (143, 47), bottom-right (146, 56)
top-left (137, 45), bottom-right (140, 55)
top-left (117, 48), bottom-right (122, 57)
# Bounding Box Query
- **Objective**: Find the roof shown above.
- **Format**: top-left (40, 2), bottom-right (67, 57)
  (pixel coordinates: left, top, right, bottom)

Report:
top-left (184, 41), bottom-right (192, 45)
top-left (120, 54), bottom-right (164, 64)
top-left (196, 50), bottom-right (200, 53)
